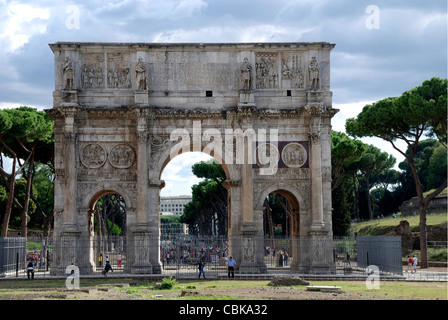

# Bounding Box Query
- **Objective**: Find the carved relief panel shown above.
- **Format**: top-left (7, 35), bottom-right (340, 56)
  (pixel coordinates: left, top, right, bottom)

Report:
top-left (109, 143), bottom-right (136, 169)
top-left (255, 53), bottom-right (279, 89)
top-left (80, 143), bottom-right (107, 168)
top-left (81, 54), bottom-right (105, 89)
top-left (253, 141), bottom-right (309, 169)
top-left (79, 142), bottom-right (137, 177)
top-left (281, 53), bottom-right (305, 89)
top-left (281, 142), bottom-right (307, 168)
top-left (107, 53), bottom-right (131, 89)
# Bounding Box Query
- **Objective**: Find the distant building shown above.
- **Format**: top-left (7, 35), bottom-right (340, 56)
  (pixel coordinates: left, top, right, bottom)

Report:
top-left (160, 195), bottom-right (192, 216)
top-left (160, 195), bottom-right (192, 236)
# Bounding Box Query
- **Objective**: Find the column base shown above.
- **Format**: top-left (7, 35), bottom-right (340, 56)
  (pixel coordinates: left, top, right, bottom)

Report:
top-left (131, 264), bottom-right (153, 274)
top-left (238, 262), bottom-right (267, 274)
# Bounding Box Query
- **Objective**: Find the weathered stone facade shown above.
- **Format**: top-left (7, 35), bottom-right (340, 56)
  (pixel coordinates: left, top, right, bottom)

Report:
top-left (47, 42), bottom-right (338, 274)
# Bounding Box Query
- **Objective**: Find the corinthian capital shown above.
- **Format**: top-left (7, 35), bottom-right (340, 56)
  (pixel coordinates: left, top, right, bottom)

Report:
top-left (63, 131), bottom-right (77, 143)
top-left (137, 130), bottom-right (149, 143)
top-left (304, 104), bottom-right (325, 116)
top-left (309, 132), bottom-right (320, 145)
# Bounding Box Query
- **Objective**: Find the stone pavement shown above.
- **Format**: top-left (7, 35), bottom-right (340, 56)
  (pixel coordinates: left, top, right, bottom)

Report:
top-left (401, 266), bottom-right (448, 282)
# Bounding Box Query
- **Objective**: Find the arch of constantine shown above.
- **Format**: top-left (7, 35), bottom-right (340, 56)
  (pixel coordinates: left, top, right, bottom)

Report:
top-left (46, 42), bottom-right (338, 275)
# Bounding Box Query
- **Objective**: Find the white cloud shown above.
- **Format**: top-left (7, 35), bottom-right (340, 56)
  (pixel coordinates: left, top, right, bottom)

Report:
top-left (0, 102), bottom-right (22, 109)
top-left (161, 152), bottom-right (213, 196)
top-left (332, 100), bottom-right (374, 133)
top-left (0, 2), bottom-right (50, 53)
top-left (152, 24), bottom-right (314, 43)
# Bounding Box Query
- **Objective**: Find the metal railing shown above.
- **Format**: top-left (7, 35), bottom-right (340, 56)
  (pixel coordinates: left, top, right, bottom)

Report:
top-left (0, 235), bottom-right (407, 279)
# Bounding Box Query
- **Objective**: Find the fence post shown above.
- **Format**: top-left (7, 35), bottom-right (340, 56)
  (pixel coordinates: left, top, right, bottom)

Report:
top-left (16, 252), bottom-right (19, 278)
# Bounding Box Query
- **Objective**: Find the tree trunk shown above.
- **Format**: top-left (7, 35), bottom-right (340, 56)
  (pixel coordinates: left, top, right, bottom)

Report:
top-left (21, 152), bottom-right (35, 238)
top-left (418, 202), bottom-right (428, 269)
top-left (408, 156), bottom-right (429, 268)
top-left (1, 159), bottom-right (16, 237)
top-left (352, 172), bottom-right (360, 221)
top-left (365, 175), bottom-right (373, 220)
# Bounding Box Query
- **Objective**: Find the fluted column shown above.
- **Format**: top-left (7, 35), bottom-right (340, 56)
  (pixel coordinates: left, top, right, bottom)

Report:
top-left (135, 116), bottom-right (149, 230)
top-left (308, 111), bottom-right (325, 231)
top-left (61, 108), bottom-right (79, 232)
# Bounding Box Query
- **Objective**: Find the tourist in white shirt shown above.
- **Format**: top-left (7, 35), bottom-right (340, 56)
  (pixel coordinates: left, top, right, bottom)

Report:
top-left (225, 256), bottom-right (237, 278)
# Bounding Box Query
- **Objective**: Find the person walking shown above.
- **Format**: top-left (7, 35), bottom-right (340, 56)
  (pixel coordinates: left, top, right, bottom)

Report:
top-left (412, 255), bottom-right (418, 273)
top-left (407, 256), bottom-right (413, 272)
top-left (226, 256), bottom-right (237, 279)
top-left (102, 260), bottom-right (113, 277)
top-left (198, 258), bottom-right (206, 279)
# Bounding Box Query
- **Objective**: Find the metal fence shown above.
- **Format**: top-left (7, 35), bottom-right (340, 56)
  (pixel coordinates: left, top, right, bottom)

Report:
top-left (357, 236), bottom-right (403, 274)
top-left (0, 235), bottom-right (405, 278)
top-left (0, 237), bottom-right (26, 276)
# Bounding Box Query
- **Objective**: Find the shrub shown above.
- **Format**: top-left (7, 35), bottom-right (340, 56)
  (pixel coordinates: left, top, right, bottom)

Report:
top-left (160, 276), bottom-right (176, 290)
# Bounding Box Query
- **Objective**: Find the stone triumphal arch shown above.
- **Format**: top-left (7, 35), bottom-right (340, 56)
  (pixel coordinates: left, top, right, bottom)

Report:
top-left (47, 42), bottom-right (338, 275)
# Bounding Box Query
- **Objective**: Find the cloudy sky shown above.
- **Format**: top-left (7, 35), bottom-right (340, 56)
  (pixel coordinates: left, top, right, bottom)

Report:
top-left (0, 0), bottom-right (446, 196)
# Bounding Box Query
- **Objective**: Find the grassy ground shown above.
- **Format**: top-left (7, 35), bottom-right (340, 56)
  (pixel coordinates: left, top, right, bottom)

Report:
top-left (351, 211), bottom-right (447, 263)
top-left (0, 278), bottom-right (446, 301)
top-left (351, 212), bottom-right (447, 235)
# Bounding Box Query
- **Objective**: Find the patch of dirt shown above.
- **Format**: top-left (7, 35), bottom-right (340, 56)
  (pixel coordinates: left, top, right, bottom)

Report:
top-left (0, 282), bottom-right (385, 300)
top-left (191, 286), bottom-right (361, 300)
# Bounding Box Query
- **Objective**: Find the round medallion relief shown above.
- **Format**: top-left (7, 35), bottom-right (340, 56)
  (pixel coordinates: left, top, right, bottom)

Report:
top-left (281, 143), bottom-right (307, 168)
top-left (256, 143), bottom-right (280, 168)
top-left (109, 144), bottom-right (136, 169)
top-left (80, 143), bottom-right (107, 169)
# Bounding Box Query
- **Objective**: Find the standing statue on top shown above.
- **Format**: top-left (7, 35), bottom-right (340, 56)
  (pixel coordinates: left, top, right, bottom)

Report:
top-left (308, 56), bottom-right (321, 90)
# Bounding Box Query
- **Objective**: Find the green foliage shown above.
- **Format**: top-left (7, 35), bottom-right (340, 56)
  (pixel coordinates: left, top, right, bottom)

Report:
top-left (331, 131), bottom-right (366, 185)
top-left (0, 111), bottom-right (13, 135)
top-left (3, 178), bottom-right (37, 229)
top-left (192, 159), bottom-right (226, 182)
top-left (27, 163), bottom-right (54, 229)
top-left (160, 276), bottom-right (177, 290)
top-left (397, 139), bottom-right (447, 193)
top-left (346, 77), bottom-right (447, 154)
top-left (0, 106), bottom-right (54, 162)
top-left (95, 193), bottom-right (126, 236)
top-left (161, 215), bottom-right (182, 226)
top-left (180, 159), bottom-right (228, 236)
top-left (345, 77), bottom-right (447, 268)
top-left (331, 174), bottom-right (353, 236)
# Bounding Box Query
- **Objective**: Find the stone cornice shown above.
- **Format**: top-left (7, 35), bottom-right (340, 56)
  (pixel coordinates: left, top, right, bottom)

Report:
top-left (49, 42), bottom-right (336, 52)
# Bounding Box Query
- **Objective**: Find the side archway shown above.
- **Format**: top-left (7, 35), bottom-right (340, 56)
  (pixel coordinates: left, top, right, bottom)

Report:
top-left (83, 186), bottom-right (134, 273)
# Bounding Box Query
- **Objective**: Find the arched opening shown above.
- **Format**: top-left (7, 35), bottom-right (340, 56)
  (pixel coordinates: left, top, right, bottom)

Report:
top-left (263, 190), bottom-right (300, 238)
top-left (262, 189), bottom-right (300, 268)
top-left (159, 151), bottom-right (230, 237)
top-left (88, 190), bottom-right (127, 272)
top-left (158, 151), bottom-right (231, 274)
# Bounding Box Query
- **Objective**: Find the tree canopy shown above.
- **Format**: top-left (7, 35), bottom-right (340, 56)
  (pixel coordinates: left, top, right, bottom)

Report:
top-left (0, 106), bottom-right (54, 237)
top-left (180, 159), bottom-right (228, 236)
top-left (345, 77), bottom-right (447, 267)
